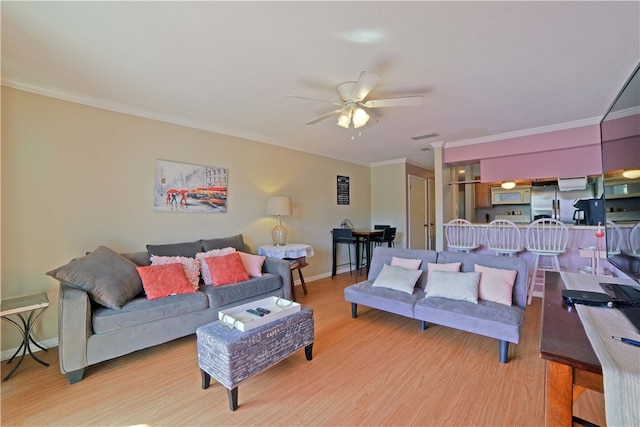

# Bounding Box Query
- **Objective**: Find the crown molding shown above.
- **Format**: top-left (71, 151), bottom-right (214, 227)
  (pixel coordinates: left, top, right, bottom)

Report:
top-left (444, 117), bottom-right (601, 148)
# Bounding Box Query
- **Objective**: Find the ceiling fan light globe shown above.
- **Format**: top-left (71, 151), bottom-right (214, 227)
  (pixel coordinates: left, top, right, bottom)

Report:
top-left (337, 110), bottom-right (352, 128)
top-left (352, 108), bottom-right (369, 128)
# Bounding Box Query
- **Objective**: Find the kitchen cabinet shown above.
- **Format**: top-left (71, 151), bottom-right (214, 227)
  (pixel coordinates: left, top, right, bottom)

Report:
top-left (475, 182), bottom-right (492, 208)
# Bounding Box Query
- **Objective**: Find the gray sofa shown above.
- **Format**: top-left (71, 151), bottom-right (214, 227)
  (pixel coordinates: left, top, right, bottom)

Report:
top-left (49, 234), bottom-right (292, 384)
top-left (344, 248), bottom-right (528, 363)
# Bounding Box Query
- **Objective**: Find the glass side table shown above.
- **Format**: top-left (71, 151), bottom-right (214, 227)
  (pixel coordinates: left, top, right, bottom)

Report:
top-left (1, 292), bottom-right (50, 381)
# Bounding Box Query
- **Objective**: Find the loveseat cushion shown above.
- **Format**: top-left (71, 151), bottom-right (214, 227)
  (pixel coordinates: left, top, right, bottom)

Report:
top-left (201, 234), bottom-right (246, 252)
top-left (413, 297), bottom-right (525, 343)
top-left (92, 291), bottom-right (209, 334)
top-left (146, 240), bottom-right (203, 258)
top-left (47, 245), bottom-right (143, 310)
top-left (203, 274), bottom-right (282, 308)
top-left (345, 281), bottom-right (425, 318)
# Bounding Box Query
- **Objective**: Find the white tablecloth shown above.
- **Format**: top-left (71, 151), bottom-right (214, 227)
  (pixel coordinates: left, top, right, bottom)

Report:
top-left (561, 272), bottom-right (640, 426)
top-left (258, 244), bottom-right (314, 260)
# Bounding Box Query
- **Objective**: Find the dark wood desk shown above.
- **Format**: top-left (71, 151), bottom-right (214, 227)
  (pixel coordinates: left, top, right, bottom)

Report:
top-left (540, 272), bottom-right (603, 426)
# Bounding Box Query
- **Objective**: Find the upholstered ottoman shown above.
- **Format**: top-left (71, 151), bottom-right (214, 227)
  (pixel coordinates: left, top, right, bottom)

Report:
top-left (196, 305), bottom-right (314, 410)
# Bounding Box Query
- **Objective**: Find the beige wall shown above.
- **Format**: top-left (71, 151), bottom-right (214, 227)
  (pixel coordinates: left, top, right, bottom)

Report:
top-left (370, 161), bottom-right (408, 247)
top-left (1, 87), bottom-right (371, 351)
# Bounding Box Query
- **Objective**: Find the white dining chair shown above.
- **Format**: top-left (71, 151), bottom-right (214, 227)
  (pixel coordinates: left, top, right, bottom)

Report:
top-left (486, 219), bottom-right (523, 256)
top-left (606, 220), bottom-right (623, 256)
top-left (622, 222), bottom-right (640, 257)
top-left (525, 218), bottom-right (569, 305)
top-left (445, 219), bottom-right (479, 252)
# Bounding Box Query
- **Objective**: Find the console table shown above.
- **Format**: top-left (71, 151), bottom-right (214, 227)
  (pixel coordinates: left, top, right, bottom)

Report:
top-left (1, 292), bottom-right (50, 381)
top-left (540, 272), bottom-right (603, 426)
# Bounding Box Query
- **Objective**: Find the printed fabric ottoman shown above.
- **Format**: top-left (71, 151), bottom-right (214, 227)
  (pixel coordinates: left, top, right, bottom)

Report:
top-left (196, 305), bottom-right (314, 411)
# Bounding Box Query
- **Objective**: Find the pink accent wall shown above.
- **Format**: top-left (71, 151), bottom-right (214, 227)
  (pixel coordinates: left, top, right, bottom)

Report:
top-left (480, 144), bottom-right (602, 182)
top-left (444, 125), bottom-right (602, 182)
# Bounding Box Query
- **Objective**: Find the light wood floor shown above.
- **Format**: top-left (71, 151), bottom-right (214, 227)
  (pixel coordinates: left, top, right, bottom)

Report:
top-left (1, 272), bottom-right (605, 426)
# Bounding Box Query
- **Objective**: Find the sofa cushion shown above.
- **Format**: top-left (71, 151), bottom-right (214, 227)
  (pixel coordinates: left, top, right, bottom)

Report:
top-left (201, 234), bottom-right (246, 252)
top-left (372, 264), bottom-right (422, 294)
top-left (425, 262), bottom-right (461, 292)
top-left (92, 291), bottom-right (209, 334)
top-left (205, 253), bottom-right (250, 286)
top-left (146, 240), bottom-right (203, 258)
top-left (196, 247), bottom-right (237, 285)
top-left (344, 281), bottom-right (425, 318)
top-left (366, 248), bottom-right (438, 289)
top-left (475, 264), bottom-right (517, 306)
top-left (425, 271), bottom-right (480, 304)
top-left (137, 263), bottom-right (196, 300)
top-left (391, 256), bottom-right (422, 269)
top-left (150, 255), bottom-right (201, 290)
top-left (46, 245), bottom-right (143, 310)
top-left (239, 252), bottom-right (266, 277)
top-left (203, 274), bottom-right (283, 308)
top-left (414, 297), bottom-right (525, 344)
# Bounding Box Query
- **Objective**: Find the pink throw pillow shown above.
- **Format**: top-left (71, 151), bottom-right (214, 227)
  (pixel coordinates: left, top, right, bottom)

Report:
top-left (150, 255), bottom-right (200, 290)
top-left (204, 252), bottom-right (250, 286)
top-left (238, 252), bottom-right (266, 277)
top-left (196, 247), bottom-right (237, 285)
top-left (137, 263), bottom-right (196, 300)
top-left (474, 264), bottom-right (517, 306)
top-left (425, 262), bottom-right (461, 292)
top-left (391, 257), bottom-right (422, 270)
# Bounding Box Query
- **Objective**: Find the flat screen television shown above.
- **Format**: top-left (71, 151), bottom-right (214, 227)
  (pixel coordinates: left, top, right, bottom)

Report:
top-left (600, 62), bottom-right (640, 284)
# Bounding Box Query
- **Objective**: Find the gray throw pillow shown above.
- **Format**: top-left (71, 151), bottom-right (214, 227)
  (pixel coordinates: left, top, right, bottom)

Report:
top-left (46, 245), bottom-right (143, 309)
top-left (146, 240), bottom-right (203, 258)
top-left (372, 264), bottom-right (422, 294)
top-left (201, 234), bottom-right (246, 252)
top-left (425, 271), bottom-right (480, 304)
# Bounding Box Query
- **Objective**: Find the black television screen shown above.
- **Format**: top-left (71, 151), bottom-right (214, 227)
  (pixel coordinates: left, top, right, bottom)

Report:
top-left (600, 63), bottom-right (640, 284)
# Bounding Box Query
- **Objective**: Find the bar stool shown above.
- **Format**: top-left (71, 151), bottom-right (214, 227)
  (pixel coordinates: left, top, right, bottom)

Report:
top-left (486, 219), bottom-right (523, 256)
top-left (445, 219), bottom-right (479, 252)
top-left (525, 218), bottom-right (568, 305)
top-left (331, 228), bottom-right (359, 278)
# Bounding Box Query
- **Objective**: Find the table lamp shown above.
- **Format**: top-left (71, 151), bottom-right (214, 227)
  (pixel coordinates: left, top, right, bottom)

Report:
top-left (266, 196), bottom-right (292, 246)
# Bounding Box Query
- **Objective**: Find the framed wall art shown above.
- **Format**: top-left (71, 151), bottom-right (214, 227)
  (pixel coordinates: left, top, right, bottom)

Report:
top-left (337, 175), bottom-right (350, 205)
top-left (154, 159), bottom-right (228, 213)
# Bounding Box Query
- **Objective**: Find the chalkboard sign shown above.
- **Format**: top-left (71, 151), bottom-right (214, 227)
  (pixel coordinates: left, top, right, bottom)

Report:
top-left (337, 175), bottom-right (350, 205)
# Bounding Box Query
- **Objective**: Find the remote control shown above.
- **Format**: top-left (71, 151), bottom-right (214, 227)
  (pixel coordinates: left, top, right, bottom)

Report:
top-left (246, 309), bottom-right (264, 317)
top-left (256, 307), bottom-right (270, 315)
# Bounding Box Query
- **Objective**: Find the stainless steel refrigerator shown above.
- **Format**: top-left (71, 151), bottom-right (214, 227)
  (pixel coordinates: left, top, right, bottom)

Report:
top-left (530, 184), bottom-right (594, 224)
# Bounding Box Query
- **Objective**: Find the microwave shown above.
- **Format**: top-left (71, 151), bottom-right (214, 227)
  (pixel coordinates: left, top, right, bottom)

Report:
top-left (491, 187), bottom-right (531, 205)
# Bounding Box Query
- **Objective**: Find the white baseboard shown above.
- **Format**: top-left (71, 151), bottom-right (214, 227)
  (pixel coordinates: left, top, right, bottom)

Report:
top-left (1, 337), bottom-right (58, 362)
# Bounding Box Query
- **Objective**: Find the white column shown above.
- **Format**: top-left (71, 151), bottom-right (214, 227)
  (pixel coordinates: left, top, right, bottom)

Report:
top-left (431, 141), bottom-right (445, 251)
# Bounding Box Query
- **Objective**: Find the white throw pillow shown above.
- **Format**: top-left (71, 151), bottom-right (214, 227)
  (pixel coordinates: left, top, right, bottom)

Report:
top-left (425, 262), bottom-right (462, 292)
top-left (425, 271), bottom-right (480, 304)
top-left (372, 264), bottom-right (422, 294)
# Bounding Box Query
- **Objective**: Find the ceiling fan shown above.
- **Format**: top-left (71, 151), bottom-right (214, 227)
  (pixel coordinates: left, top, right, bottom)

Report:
top-left (288, 71), bottom-right (423, 129)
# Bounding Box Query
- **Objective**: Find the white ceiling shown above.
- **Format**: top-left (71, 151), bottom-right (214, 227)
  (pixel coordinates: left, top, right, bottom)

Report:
top-left (2, 1), bottom-right (639, 168)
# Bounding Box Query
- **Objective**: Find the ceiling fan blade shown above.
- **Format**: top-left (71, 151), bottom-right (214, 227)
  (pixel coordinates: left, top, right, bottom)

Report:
top-left (351, 71), bottom-right (381, 101)
top-left (287, 95), bottom-right (340, 105)
top-left (305, 110), bottom-right (341, 125)
top-left (364, 96), bottom-right (423, 108)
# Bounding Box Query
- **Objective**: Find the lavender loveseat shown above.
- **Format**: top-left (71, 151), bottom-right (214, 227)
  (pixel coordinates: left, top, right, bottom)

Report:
top-left (344, 248), bottom-right (528, 363)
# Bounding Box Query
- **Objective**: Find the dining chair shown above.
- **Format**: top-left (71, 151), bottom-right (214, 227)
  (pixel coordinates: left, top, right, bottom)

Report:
top-left (606, 220), bottom-right (623, 256)
top-left (486, 219), bottom-right (523, 256)
top-left (332, 228), bottom-right (359, 278)
top-left (445, 219), bottom-right (479, 252)
top-left (623, 222), bottom-right (640, 256)
top-left (525, 218), bottom-right (569, 305)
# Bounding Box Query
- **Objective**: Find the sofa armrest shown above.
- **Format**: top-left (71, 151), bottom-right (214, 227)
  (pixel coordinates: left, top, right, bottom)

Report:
top-left (58, 283), bottom-right (92, 375)
top-left (262, 257), bottom-right (293, 300)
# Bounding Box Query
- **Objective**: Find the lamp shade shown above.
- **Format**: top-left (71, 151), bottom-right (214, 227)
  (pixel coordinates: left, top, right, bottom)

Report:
top-left (266, 196), bottom-right (292, 216)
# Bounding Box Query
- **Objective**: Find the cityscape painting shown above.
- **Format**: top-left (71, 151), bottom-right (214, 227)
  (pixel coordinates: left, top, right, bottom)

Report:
top-left (154, 160), bottom-right (228, 213)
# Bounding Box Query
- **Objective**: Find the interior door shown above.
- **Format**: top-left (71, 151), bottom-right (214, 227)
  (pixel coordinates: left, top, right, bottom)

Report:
top-left (408, 175), bottom-right (427, 249)
top-left (427, 179), bottom-right (435, 250)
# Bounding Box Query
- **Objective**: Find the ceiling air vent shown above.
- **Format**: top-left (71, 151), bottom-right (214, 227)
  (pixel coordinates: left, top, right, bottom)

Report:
top-left (411, 132), bottom-right (439, 141)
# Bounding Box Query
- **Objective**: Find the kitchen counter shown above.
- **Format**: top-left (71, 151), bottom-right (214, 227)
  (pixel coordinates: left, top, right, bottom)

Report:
top-left (469, 223), bottom-right (635, 230)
